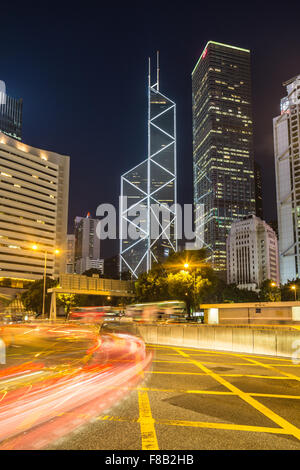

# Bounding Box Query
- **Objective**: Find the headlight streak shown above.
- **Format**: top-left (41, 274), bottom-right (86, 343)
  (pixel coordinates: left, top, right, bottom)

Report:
top-left (0, 323), bottom-right (152, 449)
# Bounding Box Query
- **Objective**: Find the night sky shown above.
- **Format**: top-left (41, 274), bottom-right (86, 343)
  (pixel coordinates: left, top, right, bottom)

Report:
top-left (1, 1), bottom-right (300, 257)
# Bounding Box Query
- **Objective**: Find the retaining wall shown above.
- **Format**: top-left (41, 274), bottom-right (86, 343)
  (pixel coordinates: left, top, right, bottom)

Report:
top-left (134, 324), bottom-right (300, 358)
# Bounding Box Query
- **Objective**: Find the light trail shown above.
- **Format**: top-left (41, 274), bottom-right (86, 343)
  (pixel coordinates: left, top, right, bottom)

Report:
top-left (0, 322), bottom-right (152, 449)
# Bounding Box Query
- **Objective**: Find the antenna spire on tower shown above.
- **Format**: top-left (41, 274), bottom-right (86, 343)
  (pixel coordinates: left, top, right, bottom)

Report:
top-left (157, 50), bottom-right (160, 91)
top-left (148, 57), bottom-right (151, 88)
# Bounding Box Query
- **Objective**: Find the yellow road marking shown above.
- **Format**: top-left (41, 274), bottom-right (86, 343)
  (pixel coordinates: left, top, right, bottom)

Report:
top-left (95, 414), bottom-right (289, 435)
top-left (138, 390), bottom-right (159, 450)
top-left (175, 348), bottom-right (300, 441)
top-left (147, 343), bottom-right (294, 362)
top-left (145, 370), bottom-right (294, 380)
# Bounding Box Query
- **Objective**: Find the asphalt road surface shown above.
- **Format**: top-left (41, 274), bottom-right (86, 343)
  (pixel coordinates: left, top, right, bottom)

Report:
top-left (48, 342), bottom-right (300, 450)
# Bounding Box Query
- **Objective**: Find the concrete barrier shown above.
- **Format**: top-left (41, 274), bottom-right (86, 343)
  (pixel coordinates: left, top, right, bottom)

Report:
top-left (136, 324), bottom-right (300, 358)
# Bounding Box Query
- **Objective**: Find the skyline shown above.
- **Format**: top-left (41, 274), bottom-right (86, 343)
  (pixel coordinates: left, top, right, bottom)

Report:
top-left (1, 2), bottom-right (300, 257)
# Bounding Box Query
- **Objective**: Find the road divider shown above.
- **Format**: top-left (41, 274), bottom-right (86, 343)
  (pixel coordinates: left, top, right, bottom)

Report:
top-left (133, 324), bottom-right (300, 358)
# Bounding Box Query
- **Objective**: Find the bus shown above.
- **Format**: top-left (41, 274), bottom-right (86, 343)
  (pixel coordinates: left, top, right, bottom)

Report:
top-left (68, 306), bottom-right (124, 323)
top-left (125, 301), bottom-right (187, 323)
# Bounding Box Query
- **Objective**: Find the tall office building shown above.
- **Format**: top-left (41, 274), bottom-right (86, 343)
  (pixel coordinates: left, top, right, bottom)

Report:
top-left (0, 132), bottom-right (69, 285)
top-left (227, 215), bottom-right (279, 290)
top-left (120, 55), bottom-right (177, 278)
top-left (274, 75), bottom-right (300, 284)
top-left (74, 213), bottom-right (103, 274)
top-left (0, 83), bottom-right (22, 140)
top-left (192, 41), bottom-right (256, 272)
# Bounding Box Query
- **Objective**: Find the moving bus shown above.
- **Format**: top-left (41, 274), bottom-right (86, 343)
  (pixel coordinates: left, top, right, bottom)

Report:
top-left (125, 301), bottom-right (187, 323)
top-left (68, 306), bottom-right (123, 323)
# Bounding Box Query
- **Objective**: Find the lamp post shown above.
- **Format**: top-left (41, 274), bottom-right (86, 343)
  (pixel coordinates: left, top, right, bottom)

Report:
top-left (32, 245), bottom-right (60, 319)
top-left (291, 284), bottom-right (297, 301)
top-left (183, 263), bottom-right (196, 319)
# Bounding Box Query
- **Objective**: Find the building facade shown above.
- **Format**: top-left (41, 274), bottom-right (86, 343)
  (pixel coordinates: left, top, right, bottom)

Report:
top-left (0, 132), bottom-right (70, 284)
top-left (192, 41), bottom-right (256, 272)
top-left (120, 56), bottom-right (177, 278)
top-left (254, 161), bottom-right (263, 219)
top-left (74, 214), bottom-right (103, 274)
top-left (66, 234), bottom-right (75, 274)
top-left (227, 215), bottom-right (279, 290)
top-left (0, 83), bottom-right (23, 141)
top-left (274, 75), bottom-right (300, 284)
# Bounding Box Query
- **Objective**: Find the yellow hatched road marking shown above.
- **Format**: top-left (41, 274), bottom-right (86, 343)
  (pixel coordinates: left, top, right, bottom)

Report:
top-left (95, 414), bottom-right (289, 435)
top-left (137, 386), bottom-right (300, 400)
top-left (175, 348), bottom-right (300, 442)
top-left (148, 343), bottom-right (294, 362)
top-left (145, 370), bottom-right (294, 380)
top-left (138, 390), bottom-right (159, 450)
top-left (155, 419), bottom-right (289, 434)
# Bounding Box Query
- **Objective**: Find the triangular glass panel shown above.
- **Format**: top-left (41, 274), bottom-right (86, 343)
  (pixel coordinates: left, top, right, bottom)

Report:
top-left (151, 143), bottom-right (175, 174)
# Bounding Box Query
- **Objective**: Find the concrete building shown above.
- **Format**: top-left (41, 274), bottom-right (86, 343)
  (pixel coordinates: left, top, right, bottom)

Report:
top-left (226, 215), bottom-right (279, 290)
top-left (192, 41), bottom-right (256, 273)
top-left (0, 132), bottom-right (70, 285)
top-left (74, 213), bottom-right (103, 274)
top-left (274, 75), bottom-right (300, 284)
top-left (66, 234), bottom-right (75, 273)
top-left (75, 257), bottom-right (104, 275)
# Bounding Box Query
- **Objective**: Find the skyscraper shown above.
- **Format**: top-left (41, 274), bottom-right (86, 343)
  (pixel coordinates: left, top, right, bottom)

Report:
top-left (273, 75), bottom-right (300, 283)
top-left (254, 161), bottom-right (263, 219)
top-left (0, 83), bottom-right (22, 140)
top-left (192, 41), bottom-right (256, 272)
top-left (74, 213), bottom-right (103, 274)
top-left (0, 132), bottom-right (69, 285)
top-left (120, 55), bottom-right (177, 278)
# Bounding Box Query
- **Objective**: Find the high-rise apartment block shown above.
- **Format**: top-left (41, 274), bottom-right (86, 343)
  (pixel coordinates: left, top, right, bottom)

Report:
top-left (0, 132), bottom-right (70, 285)
top-left (274, 75), bottom-right (300, 284)
top-left (227, 215), bottom-right (279, 290)
top-left (192, 41), bottom-right (256, 272)
top-left (74, 214), bottom-right (103, 274)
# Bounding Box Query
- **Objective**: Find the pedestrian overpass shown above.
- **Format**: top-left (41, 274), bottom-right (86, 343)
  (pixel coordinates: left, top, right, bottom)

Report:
top-left (48, 274), bottom-right (135, 320)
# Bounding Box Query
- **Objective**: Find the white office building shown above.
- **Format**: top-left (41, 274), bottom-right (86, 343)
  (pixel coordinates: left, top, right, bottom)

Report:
top-left (274, 75), bottom-right (300, 284)
top-left (0, 132), bottom-right (70, 284)
top-left (227, 215), bottom-right (279, 290)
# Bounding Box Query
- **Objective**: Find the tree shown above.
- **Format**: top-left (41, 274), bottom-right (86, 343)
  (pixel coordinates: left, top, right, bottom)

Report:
top-left (167, 270), bottom-right (211, 315)
top-left (259, 280), bottom-right (281, 302)
top-left (57, 293), bottom-right (78, 315)
top-left (21, 277), bottom-right (57, 316)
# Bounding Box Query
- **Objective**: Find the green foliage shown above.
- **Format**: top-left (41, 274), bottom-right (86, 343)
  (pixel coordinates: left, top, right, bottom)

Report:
top-left (259, 279), bottom-right (281, 302)
top-left (57, 293), bottom-right (77, 314)
top-left (21, 277), bottom-right (57, 316)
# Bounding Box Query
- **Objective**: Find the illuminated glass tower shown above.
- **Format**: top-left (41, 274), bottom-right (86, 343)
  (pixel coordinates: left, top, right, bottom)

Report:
top-left (192, 41), bottom-right (255, 272)
top-left (120, 55), bottom-right (177, 278)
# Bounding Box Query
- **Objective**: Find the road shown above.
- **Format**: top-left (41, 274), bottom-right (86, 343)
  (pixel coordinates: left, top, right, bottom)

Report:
top-left (1, 322), bottom-right (300, 450)
top-left (48, 342), bottom-right (300, 450)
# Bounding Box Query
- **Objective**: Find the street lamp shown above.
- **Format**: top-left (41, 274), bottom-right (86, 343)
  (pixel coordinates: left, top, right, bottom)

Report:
top-left (32, 245), bottom-right (60, 319)
top-left (183, 263), bottom-right (196, 319)
top-left (291, 284), bottom-right (297, 301)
